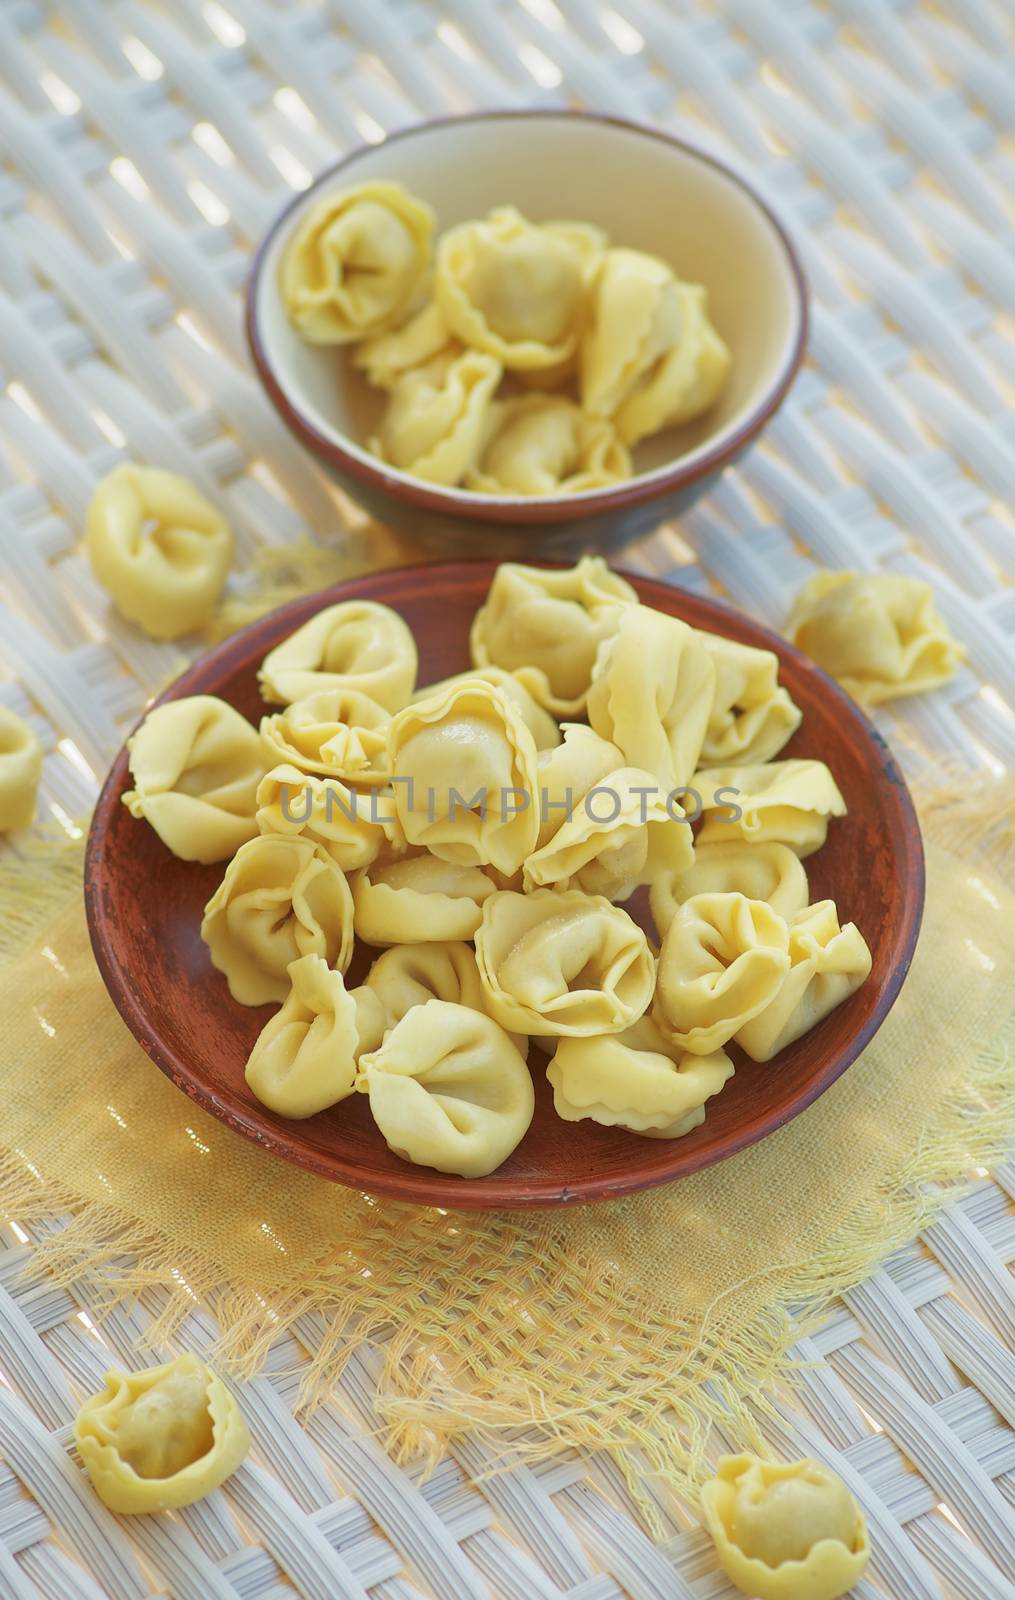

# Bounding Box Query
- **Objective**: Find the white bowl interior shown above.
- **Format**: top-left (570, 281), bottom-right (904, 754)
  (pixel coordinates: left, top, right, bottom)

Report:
top-left (254, 114), bottom-right (804, 501)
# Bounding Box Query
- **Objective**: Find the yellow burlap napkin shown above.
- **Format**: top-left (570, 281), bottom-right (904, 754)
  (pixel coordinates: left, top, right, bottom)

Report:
top-left (1, 786), bottom-right (1012, 1525)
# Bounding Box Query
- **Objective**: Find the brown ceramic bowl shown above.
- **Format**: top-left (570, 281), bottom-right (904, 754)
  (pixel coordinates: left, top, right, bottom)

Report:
top-left (84, 563), bottom-right (923, 1209)
top-left (246, 110), bottom-right (808, 555)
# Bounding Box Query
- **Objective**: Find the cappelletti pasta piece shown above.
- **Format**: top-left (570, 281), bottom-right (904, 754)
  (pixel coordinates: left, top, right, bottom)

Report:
top-left (362, 940), bottom-right (524, 1051)
top-left (787, 570), bottom-right (965, 705)
top-left (353, 300), bottom-right (458, 388)
top-left (369, 349), bottom-right (502, 487)
top-left (435, 207), bottom-right (604, 371)
top-left (548, 1017), bottom-right (733, 1138)
top-left (698, 632), bottom-right (802, 766)
top-left (356, 999), bottom-right (535, 1177)
top-left (260, 687), bottom-right (390, 784)
top-left (534, 723), bottom-right (625, 849)
top-left (280, 181), bottom-right (434, 343)
top-left (466, 395), bottom-right (631, 496)
top-left (735, 901), bottom-right (872, 1063)
top-left (258, 600), bottom-right (418, 710)
top-left (387, 677), bottom-right (539, 874)
top-left (256, 764), bottom-right (394, 872)
top-left (352, 852), bottom-right (498, 944)
top-left (696, 760), bottom-right (847, 858)
top-left (86, 465), bottom-right (233, 640)
top-left (201, 834), bottom-right (354, 1006)
top-left (580, 247), bottom-right (683, 417)
top-left (413, 667), bottom-right (561, 751)
top-left (650, 841), bottom-right (809, 938)
top-left (701, 1453), bottom-right (870, 1600)
top-left (653, 892), bottom-right (790, 1055)
top-left (523, 766), bottom-right (694, 900)
top-left (588, 606), bottom-right (715, 792)
top-left (74, 1353), bottom-right (250, 1515)
top-left (475, 888), bottom-right (655, 1037)
top-left (0, 706), bottom-right (42, 832)
top-left (613, 282), bottom-right (731, 446)
top-left (122, 696), bottom-right (266, 864)
top-left (245, 954), bottom-right (385, 1118)
top-left (470, 556), bottom-right (638, 717)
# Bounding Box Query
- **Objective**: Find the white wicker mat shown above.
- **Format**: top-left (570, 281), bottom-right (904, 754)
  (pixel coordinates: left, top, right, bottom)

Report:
top-left (0, 2), bottom-right (1013, 1597)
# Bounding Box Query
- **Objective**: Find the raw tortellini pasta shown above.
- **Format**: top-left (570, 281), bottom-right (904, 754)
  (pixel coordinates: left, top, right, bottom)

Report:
top-left (122, 696), bottom-right (266, 864)
top-left (86, 465), bottom-right (233, 640)
top-left (588, 605), bottom-right (715, 792)
top-left (470, 555), bottom-right (637, 717)
top-left (354, 300), bottom-right (457, 388)
top-left (74, 1353), bottom-right (250, 1514)
top-left (245, 953), bottom-right (385, 1118)
top-left (466, 395), bottom-right (631, 496)
top-left (255, 763), bottom-right (394, 872)
top-left (701, 1453), bottom-right (870, 1600)
top-left (787, 570), bottom-right (965, 705)
top-left (356, 998), bottom-right (535, 1177)
top-left (369, 349), bottom-right (502, 487)
top-left (414, 667), bottom-right (561, 752)
top-left (201, 834), bottom-right (354, 1006)
top-left (352, 852), bottom-right (498, 944)
top-left (698, 632), bottom-right (802, 766)
top-left (387, 676), bottom-right (539, 874)
top-left (533, 723), bottom-right (625, 849)
top-left (362, 940), bottom-right (525, 1054)
top-left (549, 1019), bottom-right (733, 1138)
top-left (696, 760), bottom-right (847, 858)
top-left (654, 892), bottom-right (790, 1055)
top-left (523, 766), bottom-right (694, 900)
top-left (258, 600), bottom-right (417, 710)
top-left (280, 181), bottom-right (434, 343)
top-left (735, 901), bottom-right (872, 1063)
top-left (650, 840), bottom-right (809, 938)
top-left (475, 888), bottom-right (655, 1037)
top-left (260, 687), bottom-right (391, 784)
top-left (0, 706), bottom-right (42, 832)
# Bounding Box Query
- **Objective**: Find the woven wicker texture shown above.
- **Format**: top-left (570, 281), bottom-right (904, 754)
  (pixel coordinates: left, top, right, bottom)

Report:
top-left (0, 0), bottom-right (1013, 1596)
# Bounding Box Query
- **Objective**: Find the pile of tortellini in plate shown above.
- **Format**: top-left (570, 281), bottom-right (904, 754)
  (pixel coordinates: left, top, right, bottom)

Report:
top-left (122, 556), bottom-right (872, 1180)
top-left (279, 181), bottom-right (731, 493)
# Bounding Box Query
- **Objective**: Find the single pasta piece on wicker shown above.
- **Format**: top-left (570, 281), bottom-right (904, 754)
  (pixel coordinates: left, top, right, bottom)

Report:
top-left (74, 1353), bottom-right (250, 1514)
top-left (86, 464), bottom-right (233, 640)
top-left (466, 395), bottom-right (631, 496)
top-left (735, 900), bottom-right (872, 1062)
top-left (701, 1453), bottom-right (870, 1600)
top-left (695, 760), bottom-right (847, 858)
top-left (258, 600), bottom-right (418, 711)
top-left (548, 1016), bottom-right (733, 1138)
top-left (245, 954), bottom-right (385, 1118)
top-left (0, 706), bottom-right (42, 832)
top-left (650, 841), bottom-right (809, 938)
top-left (653, 891), bottom-right (790, 1055)
top-left (280, 181), bottom-right (434, 343)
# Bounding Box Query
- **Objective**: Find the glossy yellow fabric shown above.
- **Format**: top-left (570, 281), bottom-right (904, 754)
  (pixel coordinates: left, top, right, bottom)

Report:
top-left (0, 706), bottom-right (42, 832)
top-left (695, 760), bottom-right (847, 857)
top-left (466, 395), bottom-right (631, 496)
top-left (74, 1354), bottom-right (250, 1514)
top-left (122, 696), bottom-right (266, 864)
top-left (701, 1454), bottom-right (870, 1600)
top-left (258, 600), bottom-right (418, 710)
top-left (548, 1020), bottom-right (733, 1138)
top-left (654, 892), bottom-right (791, 1055)
top-left (369, 349), bottom-right (502, 486)
top-left (280, 181), bottom-right (434, 343)
top-left (787, 570), bottom-right (966, 705)
top-left (86, 465), bottom-right (233, 640)
top-left (650, 841), bottom-right (810, 937)
top-left (260, 687), bottom-right (391, 784)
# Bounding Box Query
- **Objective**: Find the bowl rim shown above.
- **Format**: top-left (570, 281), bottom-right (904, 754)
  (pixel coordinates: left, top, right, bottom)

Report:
top-left (84, 560), bottom-right (925, 1209)
top-left (245, 108), bottom-right (810, 525)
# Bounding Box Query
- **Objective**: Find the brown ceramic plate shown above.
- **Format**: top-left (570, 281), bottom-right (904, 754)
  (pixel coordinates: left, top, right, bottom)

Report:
top-left (84, 563), bottom-right (924, 1209)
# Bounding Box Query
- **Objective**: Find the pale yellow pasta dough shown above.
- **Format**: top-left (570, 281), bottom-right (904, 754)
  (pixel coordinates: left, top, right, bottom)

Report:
top-left (698, 631), bottom-right (802, 766)
top-left (354, 301), bottom-right (458, 388)
top-left (362, 940), bottom-right (525, 1053)
top-left (523, 766), bottom-right (694, 900)
top-left (470, 555), bottom-right (637, 716)
top-left (74, 1353), bottom-right (250, 1514)
top-left (695, 760), bottom-right (847, 857)
top-left (581, 247), bottom-right (681, 415)
top-left (201, 834), bottom-right (354, 1006)
top-left (387, 677), bottom-right (539, 874)
top-left (256, 763), bottom-right (394, 872)
top-left (701, 1453), bottom-right (870, 1600)
top-left (369, 349), bottom-right (502, 486)
top-left (86, 465), bottom-right (233, 640)
top-left (588, 605), bottom-right (715, 792)
top-left (534, 723), bottom-right (625, 849)
top-left (650, 840), bottom-right (809, 938)
top-left (245, 953), bottom-right (385, 1118)
top-left (435, 207), bottom-right (604, 370)
top-left (258, 600), bottom-right (418, 710)
top-left (0, 706), bottom-right (42, 832)
top-left (613, 282), bottom-right (731, 446)
top-left (260, 687), bottom-right (390, 784)
top-left (122, 695), bottom-right (266, 864)
top-left (653, 892), bottom-right (791, 1055)
top-left (352, 852), bottom-right (497, 944)
top-left (466, 395), bottom-right (631, 496)
top-left (413, 667), bottom-right (561, 752)
top-left (280, 181), bottom-right (434, 343)
top-left (356, 998), bottom-right (535, 1177)
top-left (475, 888), bottom-right (655, 1037)
top-left (548, 1019), bottom-right (733, 1138)
top-left (786, 570), bottom-right (965, 705)
top-left (735, 900), bottom-right (872, 1062)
